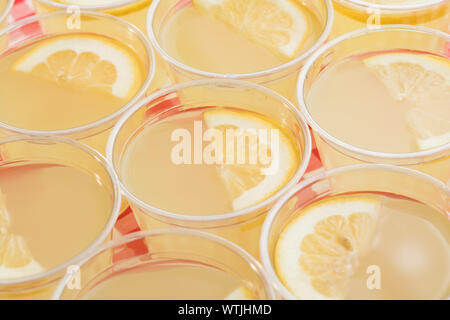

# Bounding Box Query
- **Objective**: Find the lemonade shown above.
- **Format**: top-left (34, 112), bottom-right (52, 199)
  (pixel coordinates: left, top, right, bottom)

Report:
top-left (121, 108), bottom-right (300, 215)
top-left (54, 230), bottom-right (274, 300)
top-left (34, 0), bottom-right (152, 32)
top-left (0, 12), bottom-right (153, 154)
top-left (0, 34), bottom-right (143, 131)
top-left (148, 0), bottom-right (333, 101)
top-left (332, 0), bottom-right (450, 37)
top-left (159, 1), bottom-right (321, 74)
top-left (0, 164), bottom-right (112, 273)
top-left (261, 164), bottom-right (450, 300)
top-left (107, 80), bottom-right (311, 257)
top-left (276, 194), bottom-right (449, 299)
top-left (307, 52), bottom-right (449, 153)
top-left (0, 0), bottom-right (11, 30)
top-left (76, 263), bottom-right (246, 300)
top-left (0, 136), bottom-right (120, 300)
top-left (298, 26), bottom-right (450, 184)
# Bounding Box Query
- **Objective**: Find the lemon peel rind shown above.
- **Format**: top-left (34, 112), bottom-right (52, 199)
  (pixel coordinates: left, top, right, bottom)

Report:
top-left (193, 0), bottom-right (309, 59)
top-left (203, 109), bottom-right (298, 211)
top-left (0, 260), bottom-right (44, 280)
top-left (12, 35), bottom-right (141, 100)
top-left (364, 52), bottom-right (450, 82)
top-left (275, 196), bottom-right (380, 300)
top-left (364, 52), bottom-right (450, 151)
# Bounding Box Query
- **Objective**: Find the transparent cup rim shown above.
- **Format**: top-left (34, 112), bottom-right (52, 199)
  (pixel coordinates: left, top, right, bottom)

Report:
top-left (336, 0), bottom-right (448, 12)
top-left (0, 135), bottom-right (121, 287)
top-left (146, 0), bottom-right (334, 80)
top-left (0, 0), bottom-right (13, 25)
top-left (260, 163), bottom-right (450, 300)
top-left (0, 10), bottom-right (155, 139)
top-left (297, 25), bottom-right (450, 164)
top-left (106, 78), bottom-right (312, 225)
top-left (52, 228), bottom-right (277, 300)
top-left (35, 0), bottom-right (147, 11)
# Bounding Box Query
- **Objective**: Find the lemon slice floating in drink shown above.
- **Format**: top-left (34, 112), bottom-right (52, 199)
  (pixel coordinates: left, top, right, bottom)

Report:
top-left (275, 196), bottom-right (380, 299)
top-left (193, 0), bottom-right (309, 58)
top-left (406, 108), bottom-right (450, 151)
top-left (0, 192), bottom-right (43, 280)
top-left (203, 109), bottom-right (298, 211)
top-left (0, 234), bottom-right (44, 279)
top-left (364, 52), bottom-right (450, 150)
top-left (13, 35), bottom-right (143, 100)
top-left (224, 286), bottom-right (256, 300)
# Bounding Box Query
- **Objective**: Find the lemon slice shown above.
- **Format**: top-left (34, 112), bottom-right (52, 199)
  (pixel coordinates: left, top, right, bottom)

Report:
top-left (275, 196), bottom-right (380, 299)
top-left (224, 286), bottom-right (256, 300)
top-left (193, 0), bottom-right (309, 58)
top-left (204, 109), bottom-right (298, 211)
top-left (0, 234), bottom-right (44, 279)
top-left (364, 52), bottom-right (450, 150)
top-left (0, 190), bottom-right (44, 280)
top-left (407, 108), bottom-right (450, 150)
top-left (13, 35), bottom-right (142, 100)
top-left (364, 52), bottom-right (450, 103)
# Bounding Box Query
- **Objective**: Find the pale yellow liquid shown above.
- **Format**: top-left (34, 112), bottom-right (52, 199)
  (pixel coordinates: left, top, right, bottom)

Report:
top-left (0, 0), bottom-right (8, 28)
top-left (0, 162), bottom-right (112, 270)
top-left (122, 111), bottom-right (231, 215)
top-left (281, 193), bottom-right (450, 300)
top-left (121, 108), bottom-right (299, 215)
top-left (81, 262), bottom-right (243, 300)
top-left (332, 0), bottom-right (450, 37)
top-left (0, 34), bottom-right (145, 153)
top-left (160, 1), bottom-right (322, 74)
top-left (120, 107), bottom-right (300, 257)
top-left (0, 35), bottom-right (143, 131)
top-left (347, 195), bottom-right (449, 299)
top-left (306, 52), bottom-right (450, 183)
top-left (0, 1), bottom-right (7, 16)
